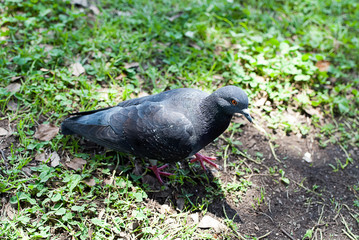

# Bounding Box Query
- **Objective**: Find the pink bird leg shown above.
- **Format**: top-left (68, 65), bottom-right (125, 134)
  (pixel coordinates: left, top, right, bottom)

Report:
top-left (148, 163), bottom-right (173, 185)
top-left (190, 153), bottom-right (219, 170)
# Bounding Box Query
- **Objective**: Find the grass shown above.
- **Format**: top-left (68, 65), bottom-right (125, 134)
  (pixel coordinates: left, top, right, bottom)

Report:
top-left (0, 0), bottom-right (358, 239)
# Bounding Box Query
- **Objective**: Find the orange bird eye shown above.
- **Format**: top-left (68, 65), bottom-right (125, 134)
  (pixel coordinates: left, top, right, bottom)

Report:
top-left (231, 99), bottom-right (237, 105)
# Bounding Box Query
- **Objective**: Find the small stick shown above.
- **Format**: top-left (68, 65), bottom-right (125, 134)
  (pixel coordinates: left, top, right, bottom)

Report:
top-left (0, 149), bottom-right (8, 170)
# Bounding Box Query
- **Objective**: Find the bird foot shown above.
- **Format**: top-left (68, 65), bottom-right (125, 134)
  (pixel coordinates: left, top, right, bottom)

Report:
top-left (147, 164), bottom-right (173, 185)
top-left (190, 153), bottom-right (219, 170)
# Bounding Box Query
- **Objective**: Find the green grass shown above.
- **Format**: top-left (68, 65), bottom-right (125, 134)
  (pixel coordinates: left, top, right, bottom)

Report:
top-left (0, 0), bottom-right (358, 239)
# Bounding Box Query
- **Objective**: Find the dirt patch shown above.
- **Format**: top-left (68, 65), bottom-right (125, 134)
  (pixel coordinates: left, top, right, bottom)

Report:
top-left (139, 118), bottom-right (359, 239)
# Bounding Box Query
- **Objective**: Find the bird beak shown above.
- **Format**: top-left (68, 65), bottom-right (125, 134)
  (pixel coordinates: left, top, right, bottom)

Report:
top-left (240, 108), bottom-right (253, 123)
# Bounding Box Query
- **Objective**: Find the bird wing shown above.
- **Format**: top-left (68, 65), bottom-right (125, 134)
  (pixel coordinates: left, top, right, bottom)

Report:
top-left (67, 89), bottom-right (184, 116)
top-left (63, 102), bottom-right (196, 161)
top-left (110, 102), bottom-right (196, 161)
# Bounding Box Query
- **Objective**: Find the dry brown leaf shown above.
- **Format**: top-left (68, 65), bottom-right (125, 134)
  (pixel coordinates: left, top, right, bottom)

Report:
top-left (0, 127), bottom-right (8, 136)
top-left (212, 75), bottom-right (224, 80)
top-left (316, 60), bottom-right (330, 72)
top-left (35, 152), bottom-right (47, 162)
top-left (34, 124), bottom-right (59, 141)
top-left (71, 0), bottom-right (88, 7)
top-left (189, 43), bottom-right (201, 50)
top-left (254, 97), bottom-right (267, 107)
top-left (4, 203), bottom-right (15, 220)
top-left (124, 62), bottom-right (139, 69)
top-left (50, 151), bottom-right (60, 167)
top-left (189, 213), bottom-right (199, 224)
top-left (84, 178), bottom-right (96, 186)
top-left (115, 73), bottom-right (127, 80)
top-left (116, 11), bottom-right (132, 17)
top-left (167, 12), bottom-right (183, 22)
top-left (71, 62), bottom-right (85, 76)
top-left (66, 157), bottom-right (87, 170)
top-left (7, 100), bottom-right (17, 111)
top-left (10, 76), bottom-right (22, 82)
top-left (103, 177), bottom-right (114, 186)
top-left (5, 83), bottom-right (21, 93)
top-left (198, 215), bottom-right (227, 232)
top-left (89, 5), bottom-right (100, 15)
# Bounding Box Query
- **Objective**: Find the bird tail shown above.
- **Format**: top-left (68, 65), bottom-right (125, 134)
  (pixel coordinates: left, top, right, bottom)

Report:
top-left (61, 106), bottom-right (113, 135)
top-left (61, 119), bottom-right (76, 135)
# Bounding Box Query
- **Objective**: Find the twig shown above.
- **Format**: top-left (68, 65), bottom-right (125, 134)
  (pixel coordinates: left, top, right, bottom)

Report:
top-left (257, 230), bottom-right (272, 239)
top-left (280, 227), bottom-right (295, 240)
top-left (0, 149), bottom-right (8, 170)
top-left (341, 214), bottom-right (359, 240)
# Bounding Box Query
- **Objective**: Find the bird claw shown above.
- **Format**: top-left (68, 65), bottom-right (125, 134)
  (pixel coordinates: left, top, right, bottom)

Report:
top-left (148, 164), bottom-right (173, 184)
top-left (190, 153), bottom-right (219, 170)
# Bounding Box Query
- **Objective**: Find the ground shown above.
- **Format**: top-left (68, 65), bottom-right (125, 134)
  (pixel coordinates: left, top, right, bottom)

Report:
top-left (0, 0), bottom-right (358, 239)
top-left (1, 111), bottom-right (357, 239)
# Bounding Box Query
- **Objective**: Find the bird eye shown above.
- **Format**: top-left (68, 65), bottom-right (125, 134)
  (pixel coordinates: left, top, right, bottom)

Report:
top-left (231, 99), bottom-right (237, 105)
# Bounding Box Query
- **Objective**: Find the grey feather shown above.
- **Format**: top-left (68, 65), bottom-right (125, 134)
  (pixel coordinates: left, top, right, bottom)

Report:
top-left (61, 86), bottom-right (252, 162)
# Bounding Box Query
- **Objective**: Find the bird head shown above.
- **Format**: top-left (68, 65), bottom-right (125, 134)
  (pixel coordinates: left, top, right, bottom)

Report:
top-left (213, 86), bottom-right (253, 123)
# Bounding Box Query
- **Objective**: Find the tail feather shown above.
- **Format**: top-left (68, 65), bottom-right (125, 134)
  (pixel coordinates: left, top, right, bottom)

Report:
top-left (61, 119), bottom-right (76, 135)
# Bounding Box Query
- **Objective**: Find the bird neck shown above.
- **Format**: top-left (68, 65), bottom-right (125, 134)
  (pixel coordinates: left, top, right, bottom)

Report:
top-left (198, 95), bottom-right (233, 146)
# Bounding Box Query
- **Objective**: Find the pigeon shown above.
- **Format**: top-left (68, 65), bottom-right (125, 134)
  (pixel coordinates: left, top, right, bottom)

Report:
top-left (61, 86), bottom-right (252, 184)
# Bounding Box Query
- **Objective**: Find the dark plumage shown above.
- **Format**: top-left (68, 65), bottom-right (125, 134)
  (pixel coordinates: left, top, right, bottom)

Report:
top-left (62, 86), bottom-right (252, 183)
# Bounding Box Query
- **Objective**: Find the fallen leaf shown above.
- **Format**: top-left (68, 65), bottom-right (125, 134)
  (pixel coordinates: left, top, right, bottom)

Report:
top-left (189, 213), bottom-right (199, 224)
top-left (35, 152), bottom-right (47, 162)
top-left (0, 127), bottom-right (8, 136)
top-left (7, 100), bottom-right (17, 111)
top-left (124, 62), bottom-right (140, 69)
top-left (212, 75), bottom-right (224, 81)
top-left (303, 105), bottom-right (323, 118)
top-left (89, 4), bottom-right (100, 15)
top-left (22, 166), bottom-right (33, 176)
top-left (167, 12), bottom-right (183, 22)
top-left (189, 43), bottom-right (201, 50)
top-left (10, 76), bottom-right (22, 82)
top-left (34, 124), bottom-right (59, 141)
top-left (70, 62), bottom-right (85, 76)
top-left (116, 11), bottom-right (132, 17)
top-left (50, 151), bottom-right (60, 167)
top-left (5, 83), bottom-right (21, 93)
top-left (115, 72), bottom-right (127, 80)
top-left (159, 204), bottom-right (173, 214)
top-left (254, 97), bottom-right (267, 107)
top-left (66, 157), bottom-right (87, 170)
top-left (0, 127), bottom-right (9, 136)
top-left (98, 208), bottom-right (105, 219)
top-left (84, 178), bottom-right (96, 186)
top-left (316, 60), bottom-right (330, 72)
top-left (71, 0), bottom-right (88, 7)
top-left (104, 177), bottom-right (114, 186)
top-left (184, 31), bottom-right (195, 38)
top-left (4, 203), bottom-right (15, 220)
top-left (198, 215), bottom-right (227, 233)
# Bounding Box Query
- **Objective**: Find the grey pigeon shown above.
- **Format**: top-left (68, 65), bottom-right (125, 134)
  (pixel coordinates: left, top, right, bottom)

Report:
top-left (61, 86), bottom-right (252, 184)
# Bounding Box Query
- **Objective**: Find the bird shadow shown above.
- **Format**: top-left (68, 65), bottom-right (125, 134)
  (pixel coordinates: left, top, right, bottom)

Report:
top-left (98, 150), bottom-right (243, 224)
